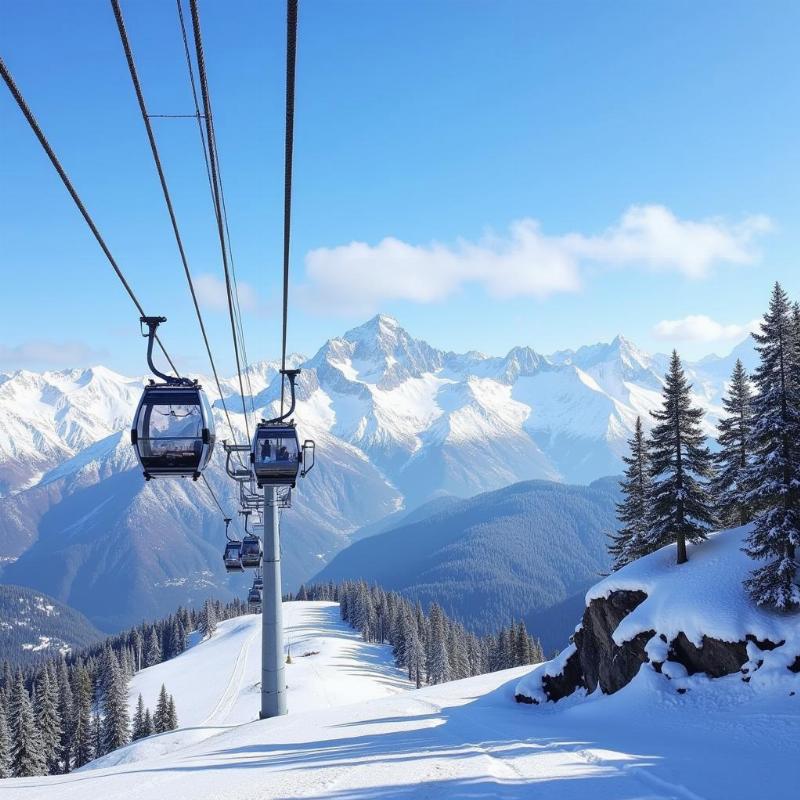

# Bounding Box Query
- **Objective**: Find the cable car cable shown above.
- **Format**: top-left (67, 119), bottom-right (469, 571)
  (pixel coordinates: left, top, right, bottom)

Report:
top-left (176, 0), bottom-right (257, 446)
top-left (279, 0), bottom-right (299, 417)
top-left (0, 54), bottom-right (179, 378)
top-left (176, 0), bottom-right (254, 420)
top-left (110, 0), bottom-right (244, 455)
top-left (188, 0), bottom-right (253, 445)
top-left (200, 472), bottom-right (235, 522)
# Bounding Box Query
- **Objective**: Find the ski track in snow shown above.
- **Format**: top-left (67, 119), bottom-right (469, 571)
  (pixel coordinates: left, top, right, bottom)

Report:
top-left (4, 600), bottom-right (798, 800)
top-left (201, 622), bottom-right (260, 727)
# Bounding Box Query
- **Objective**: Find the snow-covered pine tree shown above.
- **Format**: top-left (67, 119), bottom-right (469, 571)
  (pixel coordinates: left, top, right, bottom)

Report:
top-left (91, 711), bottom-right (102, 759)
top-left (34, 667), bottom-right (62, 774)
top-left (743, 283), bottom-right (800, 608)
top-left (427, 604), bottom-right (450, 684)
top-left (711, 359), bottom-right (754, 528)
top-left (131, 694), bottom-right (146, 741)
top-left (514, 621), bottom-right (533, 666)
top-left (10, 673), bottom-right (46, 777)
top-left (198, 600), bottom-right (217, 640)
top-left (56, 658), bottom-right (74, 773)
top-left (166, 695), bottom-right (178, 730)
top-left (447, 623), bottom-right (469, 680)
top-left (609, 416), bottom-right (651, 569)
top-left (647, 350), bottom-right (716, 564)
top-left (0, 701), bottom-right (11, 779)
top-left (407, 625), bottom-right (425, 688)
top-left (100, 649), bottom-right (130, 754)
top-left (144, 627), bottom-right (162, 667)
top-left (142, 708), bottom-right (155, 738)
top-left (154, 684), bottom-right (169, 734)
top-left (71, 666), bottom-right (93, 768)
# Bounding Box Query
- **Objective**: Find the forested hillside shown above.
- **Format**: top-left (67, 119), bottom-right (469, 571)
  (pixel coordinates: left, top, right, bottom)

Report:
top-left (0, 586), bottom-right (103, 666)
top-left (313, 477), bottom-right (619, 649)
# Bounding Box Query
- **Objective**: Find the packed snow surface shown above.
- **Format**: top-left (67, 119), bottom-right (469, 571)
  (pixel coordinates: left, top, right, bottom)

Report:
top-left (6, 599), bottom-right (798, 799)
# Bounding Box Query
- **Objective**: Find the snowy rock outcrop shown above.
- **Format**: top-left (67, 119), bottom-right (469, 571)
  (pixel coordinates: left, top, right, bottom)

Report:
top-left (516, 525), bottom-right (800, 704)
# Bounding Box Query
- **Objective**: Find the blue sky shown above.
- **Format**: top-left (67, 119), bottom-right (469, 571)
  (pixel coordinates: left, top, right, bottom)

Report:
top-left (1, 0), bottom-right (798, 375)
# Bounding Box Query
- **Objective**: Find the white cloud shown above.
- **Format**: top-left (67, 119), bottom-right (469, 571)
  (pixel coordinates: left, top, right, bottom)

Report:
top-left (0, 340), bottom-right (108, 369)
top-left (300, 205), bottom-right (771, 313)
top-left (195, 273), bottom-right (259, 313)
top-left (653, 315), bottom-right (760, 343)
top-left (570, 205), bottom-right (771, 279)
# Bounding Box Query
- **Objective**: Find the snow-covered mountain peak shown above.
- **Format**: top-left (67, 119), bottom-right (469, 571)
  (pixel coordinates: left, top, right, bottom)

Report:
top-left (312, 314), bottom-right (445, 389)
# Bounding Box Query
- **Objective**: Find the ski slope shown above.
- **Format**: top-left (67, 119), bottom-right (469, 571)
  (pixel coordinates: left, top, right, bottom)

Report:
top-left (6, 598), bottom-right (798, 799)
top-left (79, 601), bottom-right (413, 767)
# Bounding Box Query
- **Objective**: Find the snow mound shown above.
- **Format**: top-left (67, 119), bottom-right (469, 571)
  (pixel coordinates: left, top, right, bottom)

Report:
top-left (587, 525), bottom-right (796, 648)
top-left (516, 526), bottom-right (800, 703)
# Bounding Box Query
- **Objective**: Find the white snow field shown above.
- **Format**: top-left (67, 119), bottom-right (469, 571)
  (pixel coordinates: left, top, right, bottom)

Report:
top-left (5, 595), bottom-right (799, 800)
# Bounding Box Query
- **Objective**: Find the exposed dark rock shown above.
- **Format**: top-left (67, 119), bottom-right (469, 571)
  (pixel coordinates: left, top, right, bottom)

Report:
top-left (514, 693), bottom-right (536, 705)
top-left (745, 634), bottom-right (785, 651)
top-left (517, 587), bottom-right (797, 706)
top-left (668, 633), bottom-right (748, 678)
top-left (541, 647), bottom-right (585, 701)
top-left (572, 590), bottom-right (649, 694)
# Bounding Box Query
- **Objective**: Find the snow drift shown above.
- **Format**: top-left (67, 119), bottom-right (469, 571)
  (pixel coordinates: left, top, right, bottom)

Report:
top-left (515, 525), bottom-right (800, 704)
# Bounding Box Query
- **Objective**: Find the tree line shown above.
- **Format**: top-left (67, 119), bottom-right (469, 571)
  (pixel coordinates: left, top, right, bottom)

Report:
top-left (293, 581), bottom-right (544, 686)
top-left (611, 282), bottom-right (800, 610)
top-left (0, 598), bottom-right (243, 778)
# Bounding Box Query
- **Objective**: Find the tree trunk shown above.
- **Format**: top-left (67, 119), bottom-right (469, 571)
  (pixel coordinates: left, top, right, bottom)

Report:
top-left (676, 532), bottom-right (688, 564)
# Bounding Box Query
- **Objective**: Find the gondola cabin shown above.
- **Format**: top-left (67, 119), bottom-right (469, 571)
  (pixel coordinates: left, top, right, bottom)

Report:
top-left (131, 384), bottom-right (215, 479)
top-left (241, 534), bottom-right (263, 568)
top-left (223, 540), bottom-right (244, 572)
top-left (251, 423), bottom-right (301, 488)
top-left (248, 587), bottom-right (262, 605)
top-left (252, 422), bottom-right (315, 488)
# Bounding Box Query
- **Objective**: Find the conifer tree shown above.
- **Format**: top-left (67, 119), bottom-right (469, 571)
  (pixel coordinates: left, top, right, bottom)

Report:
top-left (34, 667), bottom-right (62, 774)
top-left (426, 604), bottom-right (451, 683)
top-left (10, 674), bottom-right (46, 777)
top-left (743, 283), bottom-right (800, 608)
top-left (407, 626), bottom-right (425, 689)
top-left (145, 628), bottom-right (162, 667)
top-left (142, 708), bottom-right (155, 738)
top-left (56, 658), bottom-right (74, 773)
top-left (154, 684), bottom-right (169, 734)
top-left (515, 621), bottom-right (533, 666)
top-left (0, 702), bottom-right (11, 779)
top-left (71, 667), bottom-right (93, 768)
top-left (91, 711), bottom-right (102, 759)
top-left (711, 359), bottom-right (754, 528)
top-left (100, 650), bottom-right (130, 754)
top-left (609, 418), bottom-right (651, 569)
top-left (131, 694), bottom-right (146, 741)
top-left (198, 600), bottom-right (217, 640)
top-left (166, 695), bottom-right (178, 730)
top-left (647, 351), bottom-right (716, 564)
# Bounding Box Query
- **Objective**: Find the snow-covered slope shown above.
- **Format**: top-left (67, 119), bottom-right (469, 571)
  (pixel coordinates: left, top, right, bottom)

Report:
top-left (7, 597), bottom-right (797, 799)
top-left (0, 316), bottom-right (754, 629)
top-left (84, 601), bottom-right (412, 768)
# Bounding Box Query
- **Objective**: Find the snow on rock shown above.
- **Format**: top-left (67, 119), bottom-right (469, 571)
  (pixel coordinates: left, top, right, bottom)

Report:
top-left (516, 526), bottom-right (800, 705)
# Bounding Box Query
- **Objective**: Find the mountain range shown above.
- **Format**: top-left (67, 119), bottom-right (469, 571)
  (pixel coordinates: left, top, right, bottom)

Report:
top-left (0, 314), bottom-right (756, 632)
